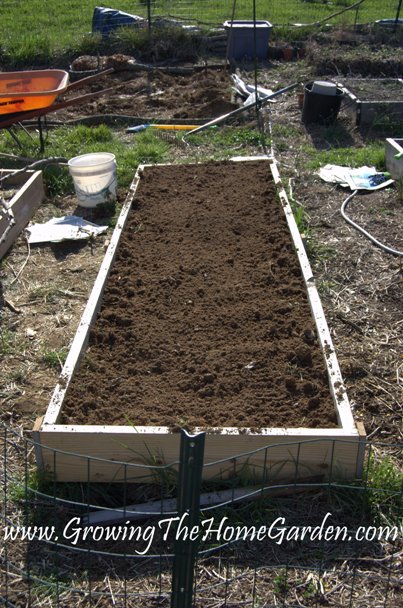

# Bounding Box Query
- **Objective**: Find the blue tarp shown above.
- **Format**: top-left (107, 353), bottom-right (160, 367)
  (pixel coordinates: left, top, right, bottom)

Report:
top-left (92, 7), bottom-right (145, 37)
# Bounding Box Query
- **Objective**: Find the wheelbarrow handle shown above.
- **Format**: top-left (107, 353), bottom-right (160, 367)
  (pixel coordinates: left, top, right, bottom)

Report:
top-left (66, 67), bottom-right (115, 91)
top-left (0, 83), bottom-right (123, 129)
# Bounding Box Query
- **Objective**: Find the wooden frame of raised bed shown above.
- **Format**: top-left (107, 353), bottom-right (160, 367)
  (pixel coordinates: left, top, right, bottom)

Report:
top-left (0, 169), bottom-right (44, 259)
top-left (33, 158), bottom-right (365, 483)
top-left (385, 137), bottom-right (403, 180)
top-left (338, 78), bottom-right (403, 126)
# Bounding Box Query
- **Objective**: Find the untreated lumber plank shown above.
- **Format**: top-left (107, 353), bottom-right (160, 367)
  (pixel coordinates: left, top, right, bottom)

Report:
top-left (0, 170), bottom-right (44, 259)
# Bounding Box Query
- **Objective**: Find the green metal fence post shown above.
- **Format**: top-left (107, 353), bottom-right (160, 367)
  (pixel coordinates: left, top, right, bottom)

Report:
top-left (147, 0), bottom-right (152, 35)
top-left (171, 429), bottom-right (206, 608)
top-left (395, 0), bottom-right (403, 30)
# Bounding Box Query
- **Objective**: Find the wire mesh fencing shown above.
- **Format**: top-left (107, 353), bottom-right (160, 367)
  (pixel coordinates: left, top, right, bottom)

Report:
top-left (1, 423), bottom-right (401, 607)
top-left (145, 0), bottom-right (401, 28)
top-left (0, 0), bottom-right (401, 64)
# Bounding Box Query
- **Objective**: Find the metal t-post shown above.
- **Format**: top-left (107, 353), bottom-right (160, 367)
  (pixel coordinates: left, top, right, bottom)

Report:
top-left (147, 0), bottom-right (152, 34)
top-left (395, 0), bottom-right (403, 30)
top-left (171, 429), bottom-right (206, 608)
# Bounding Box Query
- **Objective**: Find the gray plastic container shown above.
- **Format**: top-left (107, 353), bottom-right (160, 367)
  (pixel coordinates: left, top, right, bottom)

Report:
top-left (224, 20), bottom-right (272, 61)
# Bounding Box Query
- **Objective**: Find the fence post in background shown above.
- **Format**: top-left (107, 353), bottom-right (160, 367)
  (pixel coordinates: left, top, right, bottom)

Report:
top-left (171, 429), bottom-right (206, 608)
top-left (396, 0), bottom-right (403, 31)
top-left (354, 3), bottom-right (360, 30)
top-left (147, 0), bottom-right (152, 35)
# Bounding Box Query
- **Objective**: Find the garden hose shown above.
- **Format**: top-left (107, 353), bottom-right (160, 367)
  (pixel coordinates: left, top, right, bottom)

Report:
top-left (0, 157), bottom-right (67, 185)
top-left (340, 190), bottom-right (403, 257)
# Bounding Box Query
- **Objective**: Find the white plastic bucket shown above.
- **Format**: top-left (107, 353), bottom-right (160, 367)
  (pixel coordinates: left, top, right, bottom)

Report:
top-left (311, 81), bottom-right (337, 96)
top-left (68, 152), bottom-right (117, 207)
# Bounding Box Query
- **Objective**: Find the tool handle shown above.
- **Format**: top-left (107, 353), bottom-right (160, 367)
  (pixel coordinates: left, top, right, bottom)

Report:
top-left (149, 124), bottom-right (200, 131)
top-left (126, 125), bottom-right (149, 133)
top-left (185, 82), bottom-right (299, 137)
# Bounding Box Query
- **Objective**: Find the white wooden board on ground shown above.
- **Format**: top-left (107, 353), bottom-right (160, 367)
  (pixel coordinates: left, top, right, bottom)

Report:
top-left (0, 169), bottom-right (45, 259)
top-left (385, 138), bottom-right (403, 180)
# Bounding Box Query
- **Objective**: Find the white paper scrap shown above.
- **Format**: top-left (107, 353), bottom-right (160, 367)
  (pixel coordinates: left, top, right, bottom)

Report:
top-left (318, 164), bottom-right (394, 191)
top-left (27, 215), bottom-right (108, 244)
top-left (318, 164), bottom-right (357, 187)
top-left (231, 74), bottom-right (274, 103)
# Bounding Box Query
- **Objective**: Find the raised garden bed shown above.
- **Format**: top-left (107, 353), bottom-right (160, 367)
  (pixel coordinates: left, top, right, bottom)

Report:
top-left (34, 158), bottom-right (364, 483)
top-left (339, 78), bottom-right (403, 126)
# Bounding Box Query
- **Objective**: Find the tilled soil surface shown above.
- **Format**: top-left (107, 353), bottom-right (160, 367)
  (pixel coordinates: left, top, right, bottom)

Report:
top-left (60, 64), bottom-right (237, 122)
top-left (61, 161), bottom-right (338, 429)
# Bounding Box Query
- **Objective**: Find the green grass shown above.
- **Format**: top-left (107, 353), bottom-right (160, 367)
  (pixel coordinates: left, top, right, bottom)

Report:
top-left (7, 366), bottom-right (26, 384)
top-left (113, 24), bottom-right (203, 63)
top-left (0, 328), bottom-right (17, 355)
top-left (41, 348), bottom-right (68, 370)
top-left (0, 125), bottom-right (169, 197)
top-left (326, 454), bottom-right (403, 529)
top-left (365, 455), bottom-right (403, 526)
top-left (186, 126), bottom-right (271, 159)
top-left (8, 466), bottom-right (47, 505)
top-left (0, 0), bottom-right (398, 67)
top-left (30, 574), bottom-right (64, 602)
top-left (284, 180), bottom-right (310, 235)
top-left (0, 120), bottom-right (265, 235)
top-left (0, 321), bottom-right (29, 356)
top-left (304, 141), bottom-right (386, 171)
top-left (273, 571), bottom-right (289, 596)
top-left (28, 285), bottom-right (62, 304)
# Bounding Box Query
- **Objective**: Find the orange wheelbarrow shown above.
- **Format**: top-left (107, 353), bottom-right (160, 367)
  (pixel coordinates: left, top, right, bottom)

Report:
top-left (0, 68), bottom-right (115, 151)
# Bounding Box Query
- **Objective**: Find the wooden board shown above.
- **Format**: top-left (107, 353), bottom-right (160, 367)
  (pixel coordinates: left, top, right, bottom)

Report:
top-left (385, 138), bottom-right (403, 180)
top-left (36, 425), bottom-right (365, 483)
top-left (35, 158), bottom-right (365, 483)
top-left (359, 101), bottom-right (403, 126)
top-left (0, 169), bottom-right (45, 259)
top-left (338, 78), bottom-right (403, 126)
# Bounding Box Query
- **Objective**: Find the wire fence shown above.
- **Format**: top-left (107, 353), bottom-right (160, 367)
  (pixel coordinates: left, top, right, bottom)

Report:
top-left (1, 423), bottom-right (402, 607)
top-left (0, 0), bottom-right (401, 63)
top-left (143, 0), bottom-right (401, 27)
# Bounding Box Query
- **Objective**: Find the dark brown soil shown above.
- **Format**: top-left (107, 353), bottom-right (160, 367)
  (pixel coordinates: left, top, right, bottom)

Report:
top-left (60, 65), bottom-right (237, 122)
top-left (61, 160), bottom-right (338, 429)
top-left (338, 77), bottom-right (403, 101)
